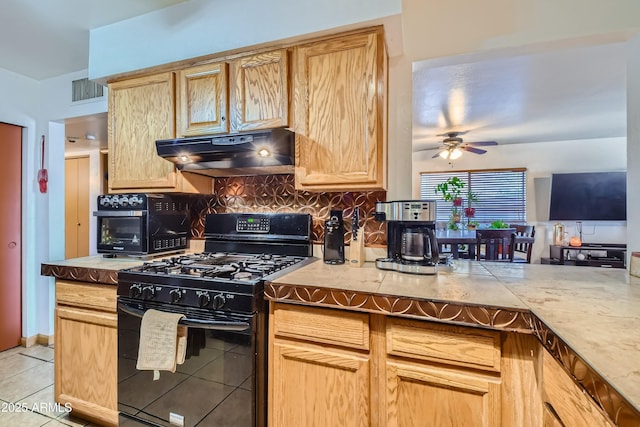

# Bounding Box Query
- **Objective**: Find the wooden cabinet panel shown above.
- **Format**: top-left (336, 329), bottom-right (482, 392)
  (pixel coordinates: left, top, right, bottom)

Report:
top-left (293, 28), bottom-right (387, 191)
top-left (386, 359), bottom-right (501, 427)
top-left (386, 318), bottom-right (501, 372)
top-left (542, 351), bottom-right (614, 427)
top-left (108, 72), bottom-right (177, 191)
top-left (272, 304), bottom-right (369, 350)
top-left (54, 282), bottom-right (117, 427)
top-left (270, 342), bottom-right (370, 427)
top-left (230, 49), bottom-right (289, 131)
top-left (177, 62), bottom-right (229, 136)
top-left (55, 280), bottom-right (116, 311)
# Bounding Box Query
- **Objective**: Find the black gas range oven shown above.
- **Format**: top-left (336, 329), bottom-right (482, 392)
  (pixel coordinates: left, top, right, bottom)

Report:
top-left (117, 213), bottom-right (314, 427)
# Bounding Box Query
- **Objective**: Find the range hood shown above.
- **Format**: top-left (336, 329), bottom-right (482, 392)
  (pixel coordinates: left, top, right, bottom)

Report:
top-left (156, 128), bottom-right (295, 177)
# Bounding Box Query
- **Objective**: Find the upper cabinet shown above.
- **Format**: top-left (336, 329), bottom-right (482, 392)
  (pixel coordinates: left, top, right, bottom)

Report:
top-left (293, 28), bottom-right (388, 191)
top-left (108, 72), bottom-right (211, 194)
top-left (177, 62), bottom-right (229, 136)
top-left (230, 49), bottom-right (289, 132)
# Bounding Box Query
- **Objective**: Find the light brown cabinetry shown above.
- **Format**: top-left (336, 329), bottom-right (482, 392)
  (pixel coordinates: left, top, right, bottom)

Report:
top-left (54, 280), bottom-right (117, 427)
top-left (542, 351), bottom-right (614, 427)
top-left (293, 28), bottom-right (387, 191)
top-left (385, 318), bottom-right (502, 427)
top-left (230, 49), bottom-right (289, 132)
top-left (269, 304), bottom-right (371, 427)
top-left (177, 62), bottom-right (229, 136)
top-left (108, 72), bottom-right (211, 193)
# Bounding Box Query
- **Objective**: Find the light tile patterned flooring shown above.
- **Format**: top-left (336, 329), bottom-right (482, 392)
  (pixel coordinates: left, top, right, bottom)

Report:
top-left (0, 345), bottom-right (100, 427)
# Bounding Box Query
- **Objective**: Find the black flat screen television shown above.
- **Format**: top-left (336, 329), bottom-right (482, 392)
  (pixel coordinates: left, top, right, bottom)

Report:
top-left (549, 171), bottom-right (627, 221)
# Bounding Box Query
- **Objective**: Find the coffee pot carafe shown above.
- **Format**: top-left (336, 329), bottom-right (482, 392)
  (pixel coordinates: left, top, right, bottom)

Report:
top-left (374, 200), bottom-right (442, 275)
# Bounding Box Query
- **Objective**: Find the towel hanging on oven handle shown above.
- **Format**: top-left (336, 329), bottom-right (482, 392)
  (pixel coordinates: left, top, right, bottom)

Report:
top-left (117, 302), bottom-right (250, 331)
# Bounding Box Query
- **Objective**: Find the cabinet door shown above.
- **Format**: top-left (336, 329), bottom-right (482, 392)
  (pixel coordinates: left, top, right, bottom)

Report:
top-left (542, 352), bottom-right (614, 427)
top-left (54, 305), bottom-right (117, 426)
top-left (177, 62), bottom-right (229, 136)
top-left (270, 341), bottom-right (370, 427)
top-left (386, 359), bottom-right (501, 427)
top-left (230, 49), bottom-right (288, 131)
top-left (108, 72), bottom-right (177, 191)
top-left (293, 29), bottom-right (387, 191)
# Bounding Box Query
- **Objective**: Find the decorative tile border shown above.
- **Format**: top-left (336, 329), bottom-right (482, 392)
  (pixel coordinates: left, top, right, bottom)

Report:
top-left (264, 282), bottom-right (533, 333)
top-left (531, 316), bottom-right (640, 427)
top-left (40, 264), bottom-right (118, 285)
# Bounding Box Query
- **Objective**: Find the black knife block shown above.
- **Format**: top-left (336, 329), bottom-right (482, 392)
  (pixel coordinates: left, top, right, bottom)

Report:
top-left (323, 210), bottom-right (345, 264)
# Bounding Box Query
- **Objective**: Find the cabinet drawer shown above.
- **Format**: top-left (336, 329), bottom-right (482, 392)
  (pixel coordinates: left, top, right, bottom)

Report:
top-left (56, 280), bottom-right (117, 313)
top-left (386, 318), bottom-right (501, 372)
top-left (272, 304), bottom-right (369, 350)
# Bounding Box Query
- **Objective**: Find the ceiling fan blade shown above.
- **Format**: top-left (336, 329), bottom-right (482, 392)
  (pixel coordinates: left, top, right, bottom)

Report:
top-left (432, 151), bottom-right (444, 158)
top-left (462, 146), bottom-right (487, 155)
top-left (466, 141), bottom-right (498, 146)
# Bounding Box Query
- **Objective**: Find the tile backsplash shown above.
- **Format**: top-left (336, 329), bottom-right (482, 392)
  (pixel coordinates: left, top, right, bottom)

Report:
top-left (182, 174), bottom-right (386, 246)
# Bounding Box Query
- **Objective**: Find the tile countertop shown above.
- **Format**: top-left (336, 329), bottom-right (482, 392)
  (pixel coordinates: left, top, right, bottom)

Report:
top-left (265, 259), bottom-right (640, 423)
top-left (41, 255), bottom-right (147, 285)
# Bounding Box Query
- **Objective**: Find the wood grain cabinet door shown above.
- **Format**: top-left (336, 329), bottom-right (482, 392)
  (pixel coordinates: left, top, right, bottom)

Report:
top-left (293, 29), bottom-right (387, 191)
top-left (177, 62), bottom-right (229, 136)
top-left (386, 359), bottom-right (501, 427)
top-left (230, 49), bottom-right (288, 132)
top-left (270, 341), bottom-right (370, 427)
top-left (108, 72), bottom-right (178, 191)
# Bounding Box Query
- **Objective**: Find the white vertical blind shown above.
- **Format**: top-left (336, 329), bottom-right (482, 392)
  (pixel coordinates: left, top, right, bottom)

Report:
top-left (420, 169), bottom-right (527, 223)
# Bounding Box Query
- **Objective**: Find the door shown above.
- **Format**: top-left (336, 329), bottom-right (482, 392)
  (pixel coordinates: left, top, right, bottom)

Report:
top-left (0, 122), bottom-right (22, 351)
top-left (65, 156), bottom-right (90, 258)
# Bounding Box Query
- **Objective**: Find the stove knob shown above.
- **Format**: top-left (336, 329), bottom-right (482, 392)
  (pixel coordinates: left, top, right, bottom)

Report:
top-left (169, 289), bottom-right (182, 303)
top-left (212, 294), bottom-right (226, 310)
top-left (129, 284), bottom-right (142, 299)
top-left (197, 292), bottom-right (211, 308)
top-left (142, 286), bottom-right (156, 300)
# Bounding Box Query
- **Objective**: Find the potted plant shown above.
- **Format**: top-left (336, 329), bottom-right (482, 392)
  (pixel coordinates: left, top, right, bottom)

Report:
top-left (464, 190), bottom-right (478, 225)
top-left (435, 177), bottom-right (465, 227)
top-left (489, 219), bottom-right (509, 229)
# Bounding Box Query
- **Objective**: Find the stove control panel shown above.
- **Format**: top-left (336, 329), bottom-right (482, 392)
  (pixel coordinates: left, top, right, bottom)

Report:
top-left (118, 280), bottom-right (251, 313)
top-left (236, 216), bottom-right (270, 233)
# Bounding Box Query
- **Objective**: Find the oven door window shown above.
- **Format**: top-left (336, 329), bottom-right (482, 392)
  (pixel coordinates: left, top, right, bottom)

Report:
top-left (118, 299), bottom-right (255, 427)
top-left (99, 216), bottom-right (146, 252)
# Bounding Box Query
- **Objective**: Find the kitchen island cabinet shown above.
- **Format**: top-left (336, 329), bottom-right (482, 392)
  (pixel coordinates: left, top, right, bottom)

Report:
top-left (108, 72), bottom-right (211, 194)
top-left (293, 27), bottom-right (387, 191)
top-left (54, 280), bottom-right (117, 427)
top-left (265, 261), bottom-right (640, 426)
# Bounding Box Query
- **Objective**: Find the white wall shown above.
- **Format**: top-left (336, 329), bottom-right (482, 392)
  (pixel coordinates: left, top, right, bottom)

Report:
top-left (413, 137), bottom-right (627, 263)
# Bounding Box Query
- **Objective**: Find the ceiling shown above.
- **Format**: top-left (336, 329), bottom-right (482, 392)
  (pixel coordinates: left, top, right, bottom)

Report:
top-left (412, 38), bottom-right (628, 155)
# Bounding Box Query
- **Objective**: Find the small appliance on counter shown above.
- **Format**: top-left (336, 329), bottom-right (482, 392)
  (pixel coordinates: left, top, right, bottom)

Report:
top-left (323, 209), bottom-right (345, 264)
top-left (374, 200), bottom-right (444, 275)
top-left (94, 193), bottom-right (189, 258)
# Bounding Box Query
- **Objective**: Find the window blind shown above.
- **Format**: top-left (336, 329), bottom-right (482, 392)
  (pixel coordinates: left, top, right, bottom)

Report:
top-left (419, 169), bottom-right (527, 223)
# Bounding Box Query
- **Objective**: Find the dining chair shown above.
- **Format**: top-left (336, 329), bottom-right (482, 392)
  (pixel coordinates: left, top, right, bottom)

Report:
top-left (509, 224), bottom-right (535, 263)
top-left (475, 229), bottom-right (516, 262)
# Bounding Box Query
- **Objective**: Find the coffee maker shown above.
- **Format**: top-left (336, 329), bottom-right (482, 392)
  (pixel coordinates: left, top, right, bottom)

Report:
top-left (374, 200), bottom-right (442, 274)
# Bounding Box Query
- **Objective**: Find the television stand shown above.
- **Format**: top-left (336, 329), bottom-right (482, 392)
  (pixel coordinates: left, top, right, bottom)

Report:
top-left (549, 243), bottom-right (626, 269)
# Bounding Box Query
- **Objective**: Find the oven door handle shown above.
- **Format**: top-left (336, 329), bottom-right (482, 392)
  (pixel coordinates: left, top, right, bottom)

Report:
top-left (117, 302), bottom-right (251, 331)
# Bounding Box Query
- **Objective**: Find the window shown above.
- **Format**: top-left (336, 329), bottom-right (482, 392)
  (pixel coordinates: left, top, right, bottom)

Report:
top-left (420, 169), bottom-right (527, 223)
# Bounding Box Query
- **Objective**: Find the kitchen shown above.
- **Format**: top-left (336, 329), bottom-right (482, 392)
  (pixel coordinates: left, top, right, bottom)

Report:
top-left (2, 0), bottom-right (640, 426)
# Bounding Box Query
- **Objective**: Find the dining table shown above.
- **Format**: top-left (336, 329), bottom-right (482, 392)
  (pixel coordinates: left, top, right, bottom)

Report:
top-left (436, 228), bottom-right (535, 260)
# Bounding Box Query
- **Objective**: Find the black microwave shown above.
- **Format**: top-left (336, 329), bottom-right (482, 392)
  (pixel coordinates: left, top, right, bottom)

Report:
top-left (93, 194), bottom-right (189, 257)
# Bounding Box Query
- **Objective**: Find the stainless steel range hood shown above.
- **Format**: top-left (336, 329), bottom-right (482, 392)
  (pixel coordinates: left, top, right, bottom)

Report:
top-left (156, 127), bottom-right (295, 177)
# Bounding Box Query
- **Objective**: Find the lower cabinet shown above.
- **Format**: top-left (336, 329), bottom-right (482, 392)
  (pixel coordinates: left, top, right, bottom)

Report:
top-left (54, 280), bottom-right (117, 427)
top-left (268, 303), bottom-right (616, 427)
top-left (542, 351), bottom-right (614, 427)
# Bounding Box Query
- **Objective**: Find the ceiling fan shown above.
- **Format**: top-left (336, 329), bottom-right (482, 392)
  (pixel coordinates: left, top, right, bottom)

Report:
top-left (424, 131), bottom-right (498, 160)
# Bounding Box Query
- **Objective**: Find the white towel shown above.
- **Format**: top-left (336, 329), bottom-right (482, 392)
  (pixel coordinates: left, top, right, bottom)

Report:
top-left (136, 309), bottom-right (186, 376)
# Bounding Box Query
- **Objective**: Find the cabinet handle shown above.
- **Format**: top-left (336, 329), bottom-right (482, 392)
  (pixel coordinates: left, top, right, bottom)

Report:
top-left (8, 241), bottom-right (16, 248)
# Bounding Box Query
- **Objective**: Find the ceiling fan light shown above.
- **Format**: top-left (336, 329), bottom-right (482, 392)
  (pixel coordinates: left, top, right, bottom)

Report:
top-left (450, 148), bottom-right (463, 159)
top-left (439, 150), bottom-right (450, 159)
